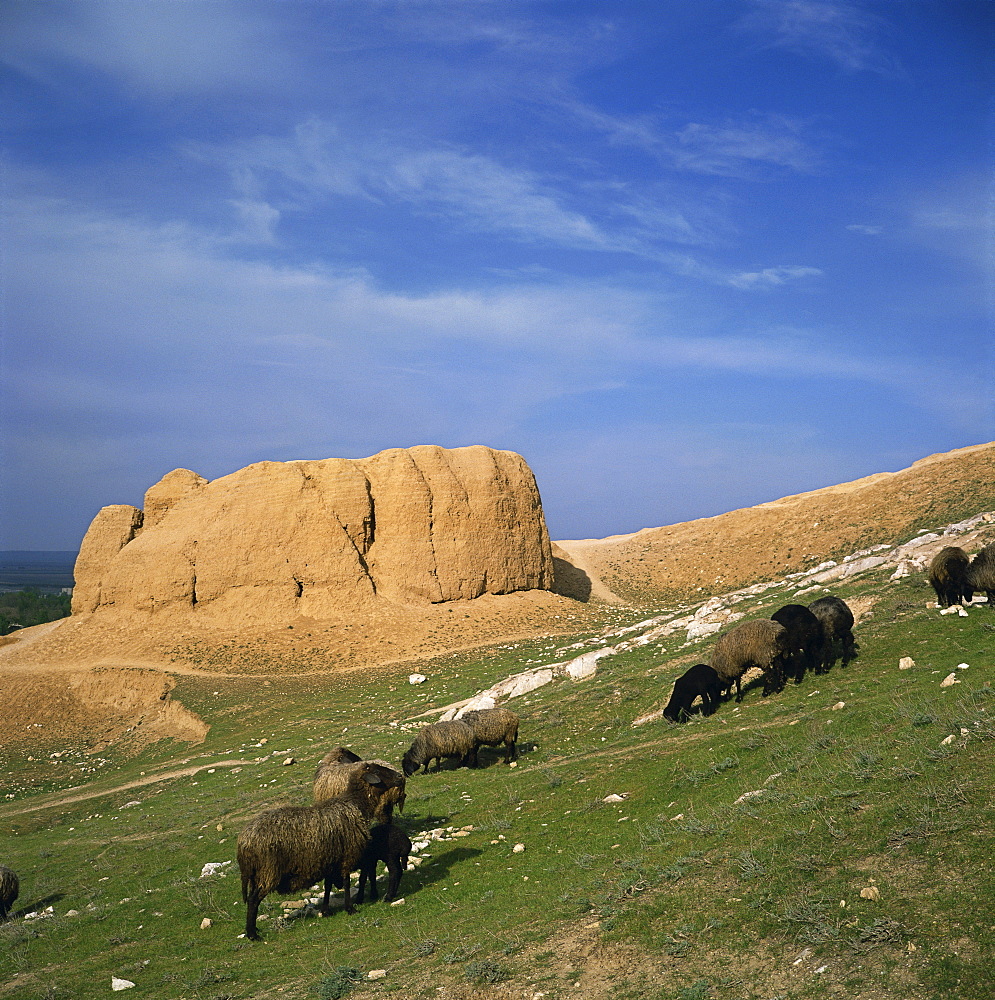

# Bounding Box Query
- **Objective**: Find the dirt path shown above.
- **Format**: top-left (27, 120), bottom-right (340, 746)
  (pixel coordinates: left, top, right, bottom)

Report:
top-left (0, 759), bottom-right (249, 817)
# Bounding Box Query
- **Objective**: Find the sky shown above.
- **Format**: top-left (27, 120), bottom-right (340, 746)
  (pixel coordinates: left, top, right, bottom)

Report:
top-left (1, 0), bottom-right (993, 551)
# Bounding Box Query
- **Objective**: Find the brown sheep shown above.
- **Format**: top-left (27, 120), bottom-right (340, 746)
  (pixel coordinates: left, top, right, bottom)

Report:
top-left (928, 546), bottom-right (972, 608)
top-left (967, 543), bottom-right (995, 606)
top-left (459, 708), bottom-right (520, 765)
top-left (402, 720), bottom-right (476, 776)
top-left (313, 748), bottom-right (406, 822)
top-left (711, 619), bottom-right (790, 702)
top-left (237, 761), bottom-right (405, 940)
top-left (0, 865), bottom-right (18, 921)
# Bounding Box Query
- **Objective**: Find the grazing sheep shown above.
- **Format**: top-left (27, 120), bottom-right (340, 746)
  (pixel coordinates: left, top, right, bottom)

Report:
top-left (0, 865), bottom-right (18, 921)
top-left (928, 546), bottom-right (972, 608)
top-left (356, 824), bottom-right (412, 903)
top-left (711, 619), bottom-right (790, 702)
top-left (808, 595), bottom-right (858, 673)
top-left (662, 663), bottom-right (722, 722)
top-left (314, 748), bottom-right (406, 823)
top-left (771, 604), bottom-right (824, 684)
top-left (237, 761), bottom-right (405, 940)
top-left (967, 543), bottom-right (995, 606)
top-left (459, 708), bottom-right (520, 765)
top-left (402, 720), bottom-right (476, 776)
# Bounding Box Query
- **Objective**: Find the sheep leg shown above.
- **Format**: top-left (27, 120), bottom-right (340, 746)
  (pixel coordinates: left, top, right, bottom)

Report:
top-left (505, 739), bottom-right (518, 763)
top-left (320, 877), bottom-right (334, 916)
top-left (244, 894), bottom-right (262, 941)
top-left (341, 863), bottom-right (356, 913)
top-left (384, 858), bottom-right (402, 901)
top-left (734, 676), bottom-right (743, 702)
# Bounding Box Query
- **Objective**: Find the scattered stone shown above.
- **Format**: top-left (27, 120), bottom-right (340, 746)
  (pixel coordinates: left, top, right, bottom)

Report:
top-left (602, 793), bottom-right (628, 803)
top-left (65, 909), bottom-right (80, 917)
top-left (111, 978), bottom-right (136, 991)
top-left (957, 662), bottom-right (970, 670)
top-left (899, 657), bottom-right (915, 670)
top-left (832, 701), bottom-right (845, 711)
top-left (860, 886), bottom-right (881, 901)
top-left (200, 917), bottom-right (212, 929)
top-left (941, 735), bottom-right (956, 746)
top-left (734, 790), bottom-right (766, 806)
top-left (368, 970), bottom-right (387, 980)
top-left (390, 898), bottom-right (405, 906)
top-left (409, 674), bottom-right (428, 684)
top-left (513, 843), bottom-right (526, 853)
top-left (940, 673), bottom-right (960, 688)
top-left (283, 757), bottom-right (295, 766)
top-left (200, 861), bottom-right (232, 878)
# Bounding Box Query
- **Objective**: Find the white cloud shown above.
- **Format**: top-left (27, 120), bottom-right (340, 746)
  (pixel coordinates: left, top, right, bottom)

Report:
top-left (1, 0), bottom-right (288, 95)
top-left (727, 265), bottom-right (823, 290)
top-left (846, 223), bottom-right (883, 235)
top-left (738, 0), bottom-right (905, 77)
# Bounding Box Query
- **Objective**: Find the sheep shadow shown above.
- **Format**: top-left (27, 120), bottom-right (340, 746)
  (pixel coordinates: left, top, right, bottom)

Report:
top-left (395, 845), bottom-right (482, 898)
top-left (7, 892), bottom-right (65, 921)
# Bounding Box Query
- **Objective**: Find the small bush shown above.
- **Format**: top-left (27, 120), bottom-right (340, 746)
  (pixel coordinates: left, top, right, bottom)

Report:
top-left (464, 959), bottom-right (511, 984)
top-left (314, 968), bottom-right (362, 1000)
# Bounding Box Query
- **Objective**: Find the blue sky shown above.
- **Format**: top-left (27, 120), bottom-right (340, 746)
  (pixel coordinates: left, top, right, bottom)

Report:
top-left (2, 0), bottom-right (992, 551)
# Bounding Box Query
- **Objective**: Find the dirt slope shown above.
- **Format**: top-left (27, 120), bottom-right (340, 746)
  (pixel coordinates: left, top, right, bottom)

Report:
top-left (555, 442), bottom-right (995, 604)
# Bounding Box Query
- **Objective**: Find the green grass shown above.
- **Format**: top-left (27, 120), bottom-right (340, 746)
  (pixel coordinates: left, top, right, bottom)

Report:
top-left (1, 566), bottom-right (993, 999)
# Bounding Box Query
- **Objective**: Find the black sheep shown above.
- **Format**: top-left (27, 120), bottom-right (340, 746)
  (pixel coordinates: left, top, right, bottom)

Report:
top-left (663, 664), bottom-right (722, 722)
top-left (771, 604), bottom-right (824, 683)
top-left (928, 546), bottom-right (972, 608)
top-left (808, 595), bottom-right (858, 673)
top-left (356, 824), bottom-right (412, 903)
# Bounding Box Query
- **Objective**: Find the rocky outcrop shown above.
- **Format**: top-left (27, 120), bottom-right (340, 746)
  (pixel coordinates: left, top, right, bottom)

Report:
top-left (73, 445), bottom-right (554, 620)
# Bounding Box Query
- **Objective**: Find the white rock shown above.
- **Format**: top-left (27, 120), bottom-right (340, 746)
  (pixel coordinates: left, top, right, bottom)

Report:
top-left (940, 605), bottom-right (961, 616)
top-left (860, 886), bottom-right (881, 901)
top-left (562, 648), bottom-right (611, 681)
top-left (734, 790), bottom-right (765, 805)
top-left (941, 734), bottom-right (956, 745)
top-left (65, 909), bottom-right (80, 917)
top-left (111, 979), bottom-right (136, 991)
top-left (513, 843), bottom-right (526, 853)
top-left (602, 793), bottom-right (628, 803)
top-left (121, 800), bottom-right (142, 809)
top-left (368, 969), bottom-right (387, 979)
top-left (899, 657), bottom-right (915, 670)
top-left (389, 898), bottom-right (405, 906)
top-left (408, 674), bottom-right (427, 685)
top-left (957, 663), bottom-right (970, 670)
top-left (200, 917), bottom-right (212, 929)
top-left (940, 673), bottom-right (960, 688)
top-left (283, 757), bottom-right (294, 766)
top-left (832, 701), bottom-right (845, 711)
top-left (958, 606), bottom-right (969, 617)
top-left (200, 861), bottom-right (232, 878)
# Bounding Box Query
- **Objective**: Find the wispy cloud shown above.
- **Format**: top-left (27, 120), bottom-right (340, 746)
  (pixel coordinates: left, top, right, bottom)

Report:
top-left (1, 0), bottom-right (288, 94)
top-left (738, 0), bottom-right (905, 77)
top-left (727, 265), bottom-right (823, 290)
top-left (846, 223), bottom-right (883, 235)
top-left (564, 100), bottom-right (821, 177)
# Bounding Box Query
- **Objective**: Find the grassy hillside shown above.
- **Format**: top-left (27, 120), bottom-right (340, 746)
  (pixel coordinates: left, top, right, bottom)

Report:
top-left (1, 549), bottom-right (993, 999)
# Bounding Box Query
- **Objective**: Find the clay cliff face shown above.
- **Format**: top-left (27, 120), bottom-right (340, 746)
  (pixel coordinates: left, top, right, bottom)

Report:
top-left (72, 445), bottom-right (554, 620)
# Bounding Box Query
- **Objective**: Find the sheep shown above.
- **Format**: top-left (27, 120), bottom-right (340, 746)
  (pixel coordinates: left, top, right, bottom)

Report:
top-left (967, 543), bottom-right (995, 607)
top-left (356, 823), bottom-right (412, 903)
top-left (662, 663), bottom-right (722, 722)
top-left (808, 595), bottom-right (858, 673)
top-left (402, 720), bottom-right (476, 776)
top-left (770, 604), bottom-right (824, 684)
top-left (458, 708), bottom-right (520, 765)
top-left (314, 748), bottom-right (406, 823)
top-left (237, 761), bottom-right (405, 940)
top-left (928, 546), bottom-right (972, 608)
top-left (0, 865), bottom-right (18, 922)
top-left (710, 619), bottom-right (790, 702)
